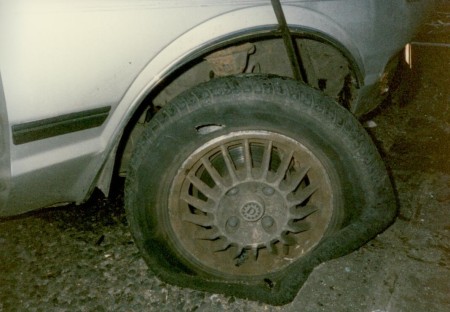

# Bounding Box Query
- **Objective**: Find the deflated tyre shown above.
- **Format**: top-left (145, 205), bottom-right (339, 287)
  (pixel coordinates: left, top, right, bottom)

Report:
top-left (125, 75), bottom-right (396, 305)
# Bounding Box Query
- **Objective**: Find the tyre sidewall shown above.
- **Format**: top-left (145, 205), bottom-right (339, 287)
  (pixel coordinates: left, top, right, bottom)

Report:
top-left (127, 85), bottom-right (367, 281)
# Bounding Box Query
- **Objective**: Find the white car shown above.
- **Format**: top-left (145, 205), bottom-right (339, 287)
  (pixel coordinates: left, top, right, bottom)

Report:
top-left (0, 0), bottom-right (432, 304)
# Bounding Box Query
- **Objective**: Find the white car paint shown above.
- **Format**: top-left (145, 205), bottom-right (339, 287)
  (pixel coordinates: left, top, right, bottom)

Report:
top-left (0, 0), bottom-right (432, 215)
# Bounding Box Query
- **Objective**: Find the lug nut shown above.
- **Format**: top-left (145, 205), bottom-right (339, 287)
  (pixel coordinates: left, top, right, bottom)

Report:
top-left (227, 216), bottom-right (240, 228)
top-left (262, 187), bottom-right (275, 196)
top-left (261, 216), bottom-right (274, 228)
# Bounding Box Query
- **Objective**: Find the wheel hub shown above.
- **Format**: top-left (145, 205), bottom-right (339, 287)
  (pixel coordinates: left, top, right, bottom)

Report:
top-left (216, 181), bottom-right (289, 251)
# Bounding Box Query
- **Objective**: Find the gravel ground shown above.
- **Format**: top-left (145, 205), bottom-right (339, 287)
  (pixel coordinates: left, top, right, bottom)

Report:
top-left (1, 4), bottom-right (449, 312)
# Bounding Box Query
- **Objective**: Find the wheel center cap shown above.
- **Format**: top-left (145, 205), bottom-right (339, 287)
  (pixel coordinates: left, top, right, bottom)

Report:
top-left (240, 201), bottom-right (265, 222)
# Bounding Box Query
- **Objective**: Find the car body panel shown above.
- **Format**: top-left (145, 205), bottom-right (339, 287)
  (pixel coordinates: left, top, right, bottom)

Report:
top-left (1, 1), bottom-right (279, 215)
top-left (0, 0), bottom-right (433, 216)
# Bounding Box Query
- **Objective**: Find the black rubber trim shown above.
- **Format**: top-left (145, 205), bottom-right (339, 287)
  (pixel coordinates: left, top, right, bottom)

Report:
top-left (12, 106), bottom-right (111, 145)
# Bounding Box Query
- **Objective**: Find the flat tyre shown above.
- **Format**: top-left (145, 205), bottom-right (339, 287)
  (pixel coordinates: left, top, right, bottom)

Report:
top-left (125, 75), bottom-right (396, 305)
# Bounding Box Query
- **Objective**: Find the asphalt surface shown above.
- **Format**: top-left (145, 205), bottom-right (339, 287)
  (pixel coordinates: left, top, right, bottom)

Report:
top-left (1, 3), bottom-right (449, 312)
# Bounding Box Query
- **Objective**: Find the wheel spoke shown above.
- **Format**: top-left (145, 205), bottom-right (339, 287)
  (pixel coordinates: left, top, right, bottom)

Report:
top-left (273, 150), bottom-right (295, 184)
top-left (234, 244), bottom-right (245, 259)
top-left (280, 232), bottom-right (297, 246)
top-left (214, 238), bottom-right (231, 252)
top-left (201, 156), bottom-right (227, 189)
top-left (287, 220), bottom-right (310, 233)
top-left (220, 145), bottom-right (239, 183)
top-left (251, 245), bottom-right (259, 260)
top-left (244, 139), bottom-right (253, 179)
top-left (265, 241), bottom-right (277, 254)
top-left (187, 172), bottom-right (219, 200)
top-left (288, 183), bottom-right (318, 206)
top-left (194, 227), bottom-right (220, 240)
top-left (283, 166), bottom-right (310, 193)
top-left (182, 213), bottom-right (214, 227)
top-left (260, 140), bottom-right (273, 180)
top-left (289, 205), bottom-right (318, 219)
top-left (234, 248), bottom-right (249, 266)
top-left (181, 193), bottom-right (213, 213)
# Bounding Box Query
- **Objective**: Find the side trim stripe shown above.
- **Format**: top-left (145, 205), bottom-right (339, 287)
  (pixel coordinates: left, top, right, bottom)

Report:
top-left (12, 106), bottom-right (111, 145)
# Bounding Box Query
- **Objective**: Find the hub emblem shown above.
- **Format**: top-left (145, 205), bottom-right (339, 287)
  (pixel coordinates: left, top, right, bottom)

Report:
top-left (240, 201), bottom-right (265, 222)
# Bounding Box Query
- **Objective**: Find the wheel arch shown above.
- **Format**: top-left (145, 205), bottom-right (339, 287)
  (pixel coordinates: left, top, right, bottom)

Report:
top-left (96, 4), bottom-right (366, 194)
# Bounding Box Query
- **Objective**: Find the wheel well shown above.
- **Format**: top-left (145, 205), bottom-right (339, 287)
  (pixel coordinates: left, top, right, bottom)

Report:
top-left (116, 35), bottom-right (358, 176)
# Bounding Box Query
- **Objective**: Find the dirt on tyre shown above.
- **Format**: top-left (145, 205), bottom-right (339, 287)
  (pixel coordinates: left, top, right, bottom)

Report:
top-left (125, 75), bottom-right (396, 305)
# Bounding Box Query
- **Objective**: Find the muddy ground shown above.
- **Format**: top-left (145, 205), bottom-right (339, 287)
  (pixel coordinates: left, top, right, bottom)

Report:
top-left (1, 4), bottom-right (449, 312)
